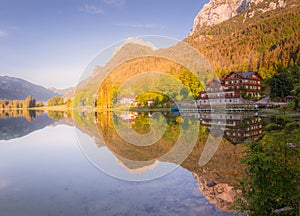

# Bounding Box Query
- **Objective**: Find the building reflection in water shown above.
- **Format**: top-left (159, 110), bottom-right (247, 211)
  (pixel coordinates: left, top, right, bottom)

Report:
top-left (182, 112), bottom-right (264, 145)
top-left (118, 112), bottom-right (138, 124)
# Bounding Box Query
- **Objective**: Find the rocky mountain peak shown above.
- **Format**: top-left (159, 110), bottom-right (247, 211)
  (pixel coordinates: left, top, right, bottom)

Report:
top-left (189, 0), bottom-right (286, 35)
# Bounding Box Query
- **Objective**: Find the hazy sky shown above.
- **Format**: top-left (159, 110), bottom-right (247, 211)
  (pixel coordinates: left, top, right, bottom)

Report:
top-left (0, 0), bottom-right (207, 89)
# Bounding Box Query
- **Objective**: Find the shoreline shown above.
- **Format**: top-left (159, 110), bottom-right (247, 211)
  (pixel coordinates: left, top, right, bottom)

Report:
top-left (1, 107), bottom-right (299, 117)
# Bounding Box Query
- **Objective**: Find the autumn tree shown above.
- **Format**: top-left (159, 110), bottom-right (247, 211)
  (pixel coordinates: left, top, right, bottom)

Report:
top-left (47, 96), bottom-right (64, 106)
top-left (23, 96), bottom-right (36, 108)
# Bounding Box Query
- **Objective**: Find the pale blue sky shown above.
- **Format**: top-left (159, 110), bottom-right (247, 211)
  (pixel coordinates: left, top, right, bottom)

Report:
top-left (0, 0), bottom-right (207, 88)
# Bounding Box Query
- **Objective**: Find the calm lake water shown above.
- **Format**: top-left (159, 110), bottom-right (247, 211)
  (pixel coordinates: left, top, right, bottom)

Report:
top-left (0, 110), bottom-right (266, 216)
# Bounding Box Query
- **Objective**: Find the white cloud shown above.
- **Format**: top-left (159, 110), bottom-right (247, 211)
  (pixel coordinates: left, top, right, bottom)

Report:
top-left (114, 22), bottom-right (165, 29)
top-left (80, 4), bottom-right (104, 14)
top-left (103, 0), bottom-right (125, 7)
top-left (0, 29), bottom-right (8, 38)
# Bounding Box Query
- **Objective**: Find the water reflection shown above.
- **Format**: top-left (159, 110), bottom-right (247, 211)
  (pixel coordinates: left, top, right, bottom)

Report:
top-left (92, 111), bottom-right (251, 211)
top-left (0, 111), bottom-right (255, 210)
top-left (0, 110), bottom-right (54, 140)
top-left (0, 108), bottom-right (41, 121)
top-left (0, 110), bottom-right (237, 215)
top-left (1, 110), bottom-right (297, 215)
top-left (199, 113), bottom-right (263, 144)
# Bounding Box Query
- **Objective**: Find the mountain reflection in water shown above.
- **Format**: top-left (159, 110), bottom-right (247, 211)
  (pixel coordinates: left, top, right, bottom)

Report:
top-left (0, 110), bottom-right (55, 140)
top-left (0, 110), bottom-right (268, 215)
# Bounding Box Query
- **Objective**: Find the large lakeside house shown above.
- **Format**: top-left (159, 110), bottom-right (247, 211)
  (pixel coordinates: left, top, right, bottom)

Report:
top-left (197, 72), bottom-right (263, 106)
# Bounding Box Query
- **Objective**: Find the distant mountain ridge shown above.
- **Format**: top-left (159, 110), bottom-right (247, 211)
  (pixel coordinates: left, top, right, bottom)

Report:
top-left (0, 76), bottom-right (60, 101)
top-left (48, 87), bottom-right (76, 98)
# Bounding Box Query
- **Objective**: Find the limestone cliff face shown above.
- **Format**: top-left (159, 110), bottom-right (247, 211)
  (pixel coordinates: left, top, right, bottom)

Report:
top-left (189, 0), bottom-right (286, 35)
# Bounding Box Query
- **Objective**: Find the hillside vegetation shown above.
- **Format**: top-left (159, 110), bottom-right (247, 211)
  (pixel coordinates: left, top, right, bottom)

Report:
top-left (74, 42), bottom-right (213, 108)
top-left (185, 0), bottom-right (300, 78)
top-left (96, 56), bottom-right (204, 110)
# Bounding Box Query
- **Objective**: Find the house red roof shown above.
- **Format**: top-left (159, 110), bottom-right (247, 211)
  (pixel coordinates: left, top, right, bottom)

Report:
top-left (206, 78), bottom-right (224, 88)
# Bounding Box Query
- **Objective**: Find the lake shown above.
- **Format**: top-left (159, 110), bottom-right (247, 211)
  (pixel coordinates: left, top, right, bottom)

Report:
top-left (0, 110), bottom-right (297, 215)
